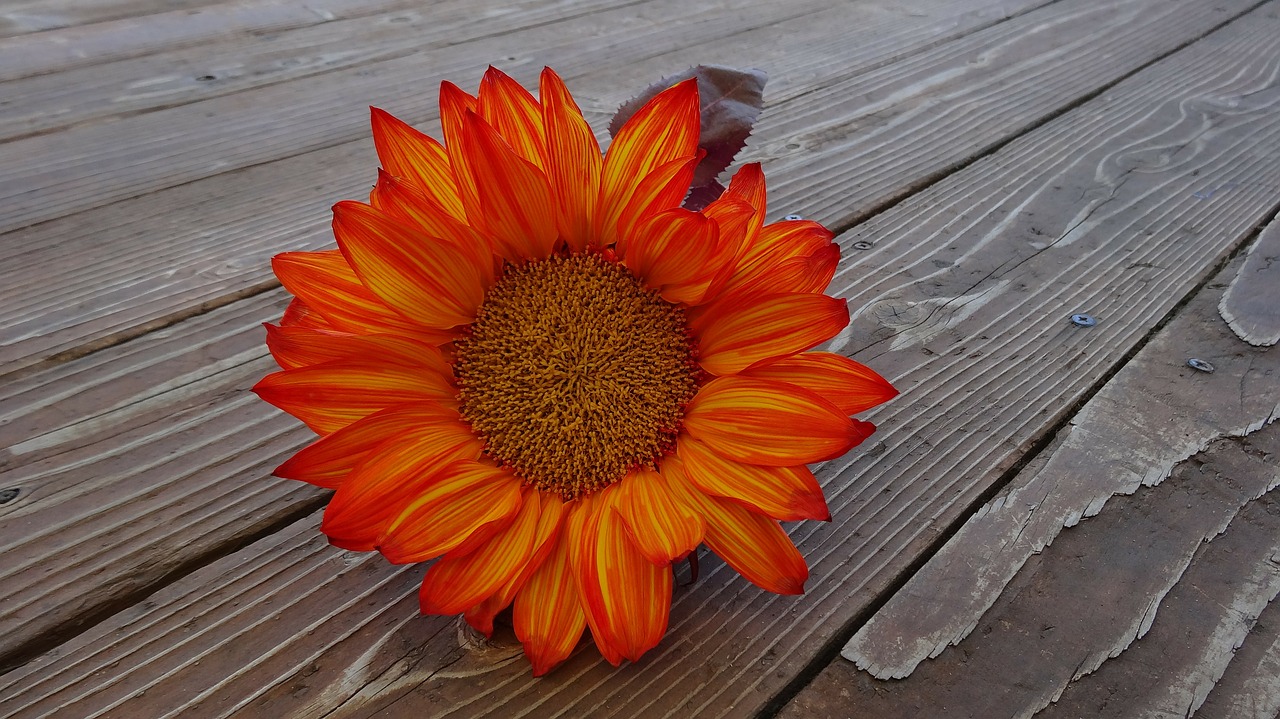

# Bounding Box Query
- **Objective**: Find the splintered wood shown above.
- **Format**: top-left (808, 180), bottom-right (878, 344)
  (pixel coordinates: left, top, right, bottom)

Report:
top-left (1, 0), bottom-right (1278, 716)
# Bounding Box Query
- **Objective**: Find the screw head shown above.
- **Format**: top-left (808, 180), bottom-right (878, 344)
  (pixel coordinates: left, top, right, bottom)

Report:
top-left (782, 214), bottom-right (804, 221)
top-left (1070, 314), bottom-right (1097, 327)
top-left (852, 241), bottom-right (873, 250)
top-left (1186, 358), bottom-right (1215, 373)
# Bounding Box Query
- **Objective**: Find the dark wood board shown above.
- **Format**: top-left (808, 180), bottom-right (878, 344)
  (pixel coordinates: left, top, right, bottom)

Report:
top-left (783, 258), bottom-right (1280, 717)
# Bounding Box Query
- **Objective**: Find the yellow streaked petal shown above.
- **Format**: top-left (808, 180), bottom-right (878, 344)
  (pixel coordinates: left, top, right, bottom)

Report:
top-left (319, 422), bottom-right (484, 550)
top-left (743, 351), bottom-right (899, 415)
top-left (540, 67), bottom-right (601, 252)
top-left (615, 467), bottom-right (704, 565)
top-left (467, 491), bottom-right (566, 637)
top-left (599, 79), bottom-right (699, 247)
top-left (677, 435), bottom-right (828, 521)
top-left (252, 361), bottom-right (456, 435)
top-left (695, 292), bottom-right (850, 376)
top-left (419, 486), bottom-right (542, 615)
top-left (514, 521), bottom-right (586, 676)
top-left (370, 107), bottom-right (465, 219)
top-left (683, 376), bottom-right (873, 466)
top-left (332, 200), bottom-right (489, 329)
top-left (274, 402), bottom-right (463, 489)
top-left (478, 66), bottom-right (547, 168)
top-left (272, 250), bottom-right (421, 336)
top-left (458, 111), bottom-right (558, 261)
top-left (666, 459), bottom-right (808, 594)
top-left (377, 461), bottom-right (523, 563)
top-left (572, 488), bottom-right (672, 664)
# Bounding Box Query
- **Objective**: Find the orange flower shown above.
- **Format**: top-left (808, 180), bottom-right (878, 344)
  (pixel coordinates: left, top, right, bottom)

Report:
top-left (254, 67), bottom-right (897, 675)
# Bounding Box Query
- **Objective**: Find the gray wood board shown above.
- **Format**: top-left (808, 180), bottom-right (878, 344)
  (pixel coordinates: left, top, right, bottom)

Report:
top-left (778, 259), bottom-right (1280, 711)
top-left (780, 424), bottom-right (1280, 719)
top-left (1220, 212), bottom-right (1280, 347)
top-left (6, 3), bottom-right (1280, 716)
top-left (0, 0), bottom-right (1252, 377)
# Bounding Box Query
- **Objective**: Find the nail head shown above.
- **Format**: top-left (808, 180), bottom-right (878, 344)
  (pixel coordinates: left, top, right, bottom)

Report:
top-left (1070, 314), bottom-right (1097, 327)
top-left (1186, 358), bottom-right (1215, 373)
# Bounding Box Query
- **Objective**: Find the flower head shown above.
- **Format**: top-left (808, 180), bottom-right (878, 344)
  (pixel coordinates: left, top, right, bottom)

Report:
top-left (254, 66), bottom-right (897, 675)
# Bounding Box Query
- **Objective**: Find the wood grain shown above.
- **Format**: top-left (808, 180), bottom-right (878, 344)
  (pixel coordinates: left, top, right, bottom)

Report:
top-left (1220, 212), bottom-right (1280, 347)
top-left (843, 253), bottom-right (1280, 678)
top-left (0, 0), bottom-right (640, 142)
top-left (0, 0), bottom-right (1247, 379)
top-left (0, 0), bottom-right (831, 238)
top-left (0, 291), bottom-right (326, 672)
top-left (6, 3), bottom-right (1280, 716)
top-left (779, 424), bottom-right (1280, 719)
top-left (0, 0), bottom-right (423, 83)
top-left (0, 0), bottom-right (220, 38)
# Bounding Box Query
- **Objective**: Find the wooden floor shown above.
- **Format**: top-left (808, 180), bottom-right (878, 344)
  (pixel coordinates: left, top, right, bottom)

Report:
top-left (1, 0), bottom-right (1278, 716)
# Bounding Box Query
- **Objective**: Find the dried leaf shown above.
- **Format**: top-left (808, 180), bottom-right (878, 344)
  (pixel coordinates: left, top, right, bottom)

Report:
top-left (610, 65), bottom-right (767, 206)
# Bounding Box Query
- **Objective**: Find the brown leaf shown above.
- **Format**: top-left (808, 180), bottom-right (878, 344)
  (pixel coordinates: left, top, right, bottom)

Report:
top-left (610, 65), bottom-right (767, 206)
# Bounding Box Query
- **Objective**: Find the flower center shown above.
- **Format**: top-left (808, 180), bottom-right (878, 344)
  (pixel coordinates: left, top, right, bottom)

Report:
top-left (454, 253), bottom-right (700, 500)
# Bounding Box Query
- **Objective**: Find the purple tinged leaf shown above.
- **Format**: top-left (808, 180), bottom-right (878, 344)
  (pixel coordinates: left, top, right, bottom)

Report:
top-left (610, 65), bottom-right (767, 207)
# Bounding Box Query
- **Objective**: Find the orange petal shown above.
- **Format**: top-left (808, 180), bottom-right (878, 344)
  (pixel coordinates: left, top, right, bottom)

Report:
top-left (272, 250), bottom-right (423, 336)
top-left (677, 435), bottom-right (828, 521)
top-left (378, 461), bottom-right (523, 563)
top-left (726, 219), bottom-right (834, 293)
top-left (478, 66), bottom-right (546, 168)
top-left (466, 491), bottom-right (566, 636)
top-left (540, 67), bottom-right (601, 252)
top-left (420, 486), bottom-right (542, 615)
top-left (708, 163), bottom-right (767, 265)
top-left (280, 298), bottom-right (333, 330)
top-left (599, 79), bottom-right (700, 246)
top-left (683, 376), bottom-right (873, 466)
top-left (253, 361), bottom-right (456, 435)
top-left (439, 80), bottom-right (481, 224)
top-left (665, 460), bottom-right (808, 594)
top-left (693, 195), bottom-right (759, 302)
top-left (605, 153), bottom-right (700, 253)
top-left (263, 324), bottom-right (454, 371)
top-left (615, 467), bottom-right (704, 565)
top-left (332, 200), bottom-right (489, 329)
top-left (622, 207), bottom-right (721, 304)
top-left (370, 107), bottom-right (465, 219)
top-left (573, 487), bottom-right (672, 664)
top-left (274, 403), bottom-right (465, 489)
top-left (729, 243), bottom-right (841, 298)
top-left (369, 169), bottom-right (498, 266)
top-left (743, 351), bottom-right (898, 415)
top-left (514, 521), bottom-right (586, 676)
top-left (319, 424), bottom-right (484, 550)
top-left (695, 292), bottom-right (850, 376)
top-left (458, 111), bottom-right (558, 261)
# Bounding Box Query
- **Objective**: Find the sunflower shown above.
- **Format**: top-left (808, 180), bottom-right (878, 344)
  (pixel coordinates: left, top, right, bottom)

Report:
top-left (253, 66), bottom-right (896, 675)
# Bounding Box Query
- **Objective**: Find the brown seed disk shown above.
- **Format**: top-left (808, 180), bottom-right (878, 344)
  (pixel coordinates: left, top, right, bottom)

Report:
top-left (453, 253), bottom-right (700, 500)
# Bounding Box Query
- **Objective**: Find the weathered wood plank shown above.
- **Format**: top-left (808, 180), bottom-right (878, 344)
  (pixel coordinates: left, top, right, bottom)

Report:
top-left (781, 259), bottom-right (1280, 716)
top-left (1197, 588), bottom-right (1280, 718)
top-left (0, 291), bottom-right (325, 673)
top-left (842, 245), bottom-right (1280, 679)
top-left (0, 0), bottom-right (832, 238)
top-left (0, 0), bottom-right (1047, 377)
top-left (6, 3), bottom-right (1280, 716)
top-left (0, 0), bottom-right (220, 38)
top-left (0, 0), bottom-right (422, 82)
top-left (0, 0), bottom-right (639, 142)
top-left (1037, 486), bottom-right (1280, 719)
top-left (778, 426), bottom-right (1280, 719)
top-left (0, 0), bottom-right (1246, 379)
top-left (1220, 212), bottom-right (1280, 347)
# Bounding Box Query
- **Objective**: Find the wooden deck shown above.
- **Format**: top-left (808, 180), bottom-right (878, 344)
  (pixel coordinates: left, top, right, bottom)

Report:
top-left (1, 0), bottom-right (1278, 716)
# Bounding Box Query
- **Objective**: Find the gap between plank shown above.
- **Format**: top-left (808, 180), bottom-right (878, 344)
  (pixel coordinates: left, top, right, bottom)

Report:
top-left (755, 3), bottom-right (1279, 714)
top-left (758, 188), bottom-right (1280, 719)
